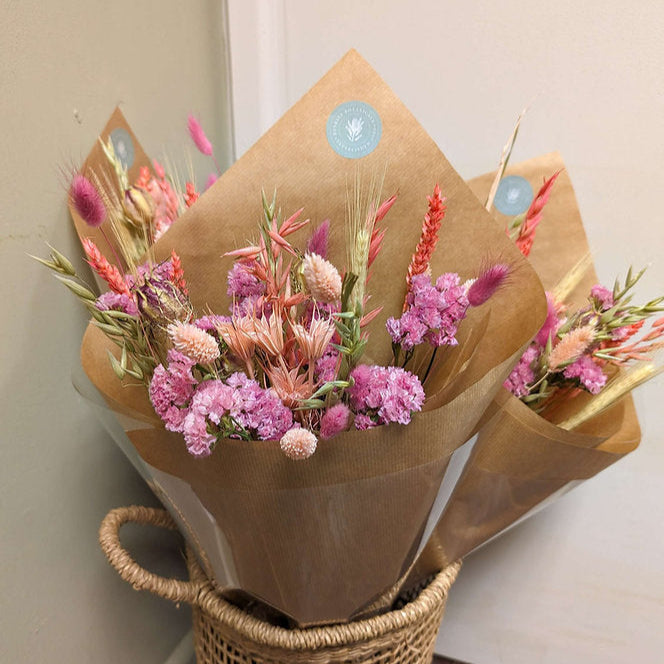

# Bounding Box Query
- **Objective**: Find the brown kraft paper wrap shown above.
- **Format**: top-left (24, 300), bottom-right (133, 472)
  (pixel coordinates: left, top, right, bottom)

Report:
top-left (78, 51), bottom-right (547, 625)
top-left (409, 152), bottom-right (642, 578)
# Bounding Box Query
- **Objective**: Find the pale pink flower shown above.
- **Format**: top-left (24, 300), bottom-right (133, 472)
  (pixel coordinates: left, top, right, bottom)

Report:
top-left (548, 325), bottom-right (596, 369)
top-left (217, 316), bottom-right (256, 369)
top-left (252, 310), bottom-right (286, 357)
top-left (168, 321), bottom-right (220, 364)
top-left (280, 427), bottom-right (317, 460)
top-left (291, 315), bottom-right (336, 364)
top-left (264, 361), bottom-right (312, 408)
top-left (302, 253), bottom-right (342, 303)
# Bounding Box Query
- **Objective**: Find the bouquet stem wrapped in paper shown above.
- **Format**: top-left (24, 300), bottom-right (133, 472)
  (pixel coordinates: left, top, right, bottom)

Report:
top-left (408, 153), bottom-right (643, 579)
top-left (67, 51), bottom-right (547, 625)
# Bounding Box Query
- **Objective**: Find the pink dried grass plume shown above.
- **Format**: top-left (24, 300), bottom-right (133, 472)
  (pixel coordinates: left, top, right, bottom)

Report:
top-left (320, 403), bottom-right (351, 440)
top-left (280, 428), bottom-right (317, 460)
top-left (536, 292), bottom-right (560, 346)
top-left (515, 170), bottom-right (561, 257)
top-left (167, 321), bottom-right (220, 365)
top-left (548, 324), bottom-right (595, 370)
top-left (306, 219), bottom-right (330, 258)
top-left (467, 263), bottom-right (510, 307)
top-left (187, 114), bottom-right (213, 156)
top-left (405, 184), bottom-right (446, 299)
top-left (70, 173), bottom-right (106, 228)
top-left (81, 238), bottom-right (130, 296)
top-left (302, 253), bottom-right (342, 303)
top-left (205, 173), bottom-right (218, 191)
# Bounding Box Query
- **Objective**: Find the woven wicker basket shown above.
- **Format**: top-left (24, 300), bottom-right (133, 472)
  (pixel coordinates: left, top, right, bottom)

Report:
top-left (99, 506), bottom-right (460, 664)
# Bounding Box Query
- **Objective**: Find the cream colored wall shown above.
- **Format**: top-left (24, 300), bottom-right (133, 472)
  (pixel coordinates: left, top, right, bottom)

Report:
top-left (1, 2), bottom-right (232, 662)
top-left (227, 1), bottom-right (664, 662)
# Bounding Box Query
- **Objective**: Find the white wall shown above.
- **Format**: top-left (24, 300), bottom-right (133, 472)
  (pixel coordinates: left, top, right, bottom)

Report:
top-left (0, 2), bottom-right (232, 662)
top-left (227, 2), bottom-right (664, 663)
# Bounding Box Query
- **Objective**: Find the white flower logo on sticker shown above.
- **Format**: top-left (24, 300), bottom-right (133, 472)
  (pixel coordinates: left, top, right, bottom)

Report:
top-left (346, 117), bottom-right (364, 142)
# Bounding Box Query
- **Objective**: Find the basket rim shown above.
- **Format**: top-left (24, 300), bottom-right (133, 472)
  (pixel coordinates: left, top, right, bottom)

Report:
top-left (191, 556), bottom-right (461, 651)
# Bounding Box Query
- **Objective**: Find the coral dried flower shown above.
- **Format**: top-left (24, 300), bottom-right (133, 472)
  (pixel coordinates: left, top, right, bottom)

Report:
top-left (302, 253), bottom-right (342, 303)
top-left (515, 170), bottom-right (561, 257)
top-left (167, 321), bottom-right (220, 365)
top-left (70, 174), bottom-right (106, 228)
top-left (405, 184), bottom-right (446, 291)
top-left (170, 250), bottom-right (188, 295)
top-left (184, 182), bottom-right (199, 208)
top-left (548, 324), bottom-right (595, 370)
top-left (280, 427), bottom-right (318, 460)
top-left (81, 238), bottom-right (130, 296)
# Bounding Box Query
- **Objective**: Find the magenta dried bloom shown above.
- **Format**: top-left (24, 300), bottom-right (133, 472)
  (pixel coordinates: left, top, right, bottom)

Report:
top-left (149, 350), bottom-right (197, 433)
top-left (590, 284), bottom-right (614, 311)
top-left (315, 347), bottom-right (340, 383)
top-left (563, 355), bottom-right (607, 394)
top-left (467, 264), bottom-right (510, 307)
top-left (69, 173), bottom-right (106, 227)
top-left (320, 403), bottom-right (351, 439)
top-left (96, 291), bottom-right (138, 316)
top-left (187, 114), bottom-right (213, 156)
top-left (503, 345), bottom-right (540, 398)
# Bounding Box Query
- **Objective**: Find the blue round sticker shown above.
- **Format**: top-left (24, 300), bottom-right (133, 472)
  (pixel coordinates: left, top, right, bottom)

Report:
top-left (494, 175), bottom-right (533, 216)
top-left (109, 128), bottom-right (135, 170)
top-left (326, 101), bottom-right (382, 159)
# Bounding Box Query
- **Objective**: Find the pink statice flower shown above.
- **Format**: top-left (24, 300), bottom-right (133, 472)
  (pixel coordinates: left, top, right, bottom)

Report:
top-left (504, 345), bottom-right (540, 398)
top-left (149, 350), bottom-right (197, 432)
top-left (387, 273), bottom-right (469, 351)
top-left (226, 372), bottom-right (293, 440)
top-left (348, 365), bottom-right (425, 427)
top-left (96, 291), bottom-right (139, 316)
top-left (227, 261), bottom-right (266, 316)
top-left (182, 380), bottom-right (235, 457)
top-left (591, 284), bottom-right (614, 311)
top-left (315, 347), bottom-right (340, 383)
top-left (562, 355), bottom-right (607, 394)
top-left (320, 403), bottom-right (351, 439)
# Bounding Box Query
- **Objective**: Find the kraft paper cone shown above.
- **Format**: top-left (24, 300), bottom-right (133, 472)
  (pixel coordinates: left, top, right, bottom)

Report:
top-left (78, 51), bottom-right (547, 624)
top-left (408, 153), bottom-right (642, 579)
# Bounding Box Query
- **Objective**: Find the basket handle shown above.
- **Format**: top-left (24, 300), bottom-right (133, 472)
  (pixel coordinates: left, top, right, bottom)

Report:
top-left (99, 505), bottom-right (203, 605)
